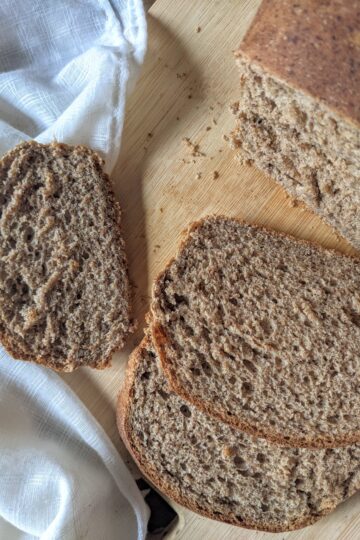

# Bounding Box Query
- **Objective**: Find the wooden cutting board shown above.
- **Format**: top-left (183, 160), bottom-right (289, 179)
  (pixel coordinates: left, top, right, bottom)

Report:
top-left (61, 1), bottom-right (359, 538)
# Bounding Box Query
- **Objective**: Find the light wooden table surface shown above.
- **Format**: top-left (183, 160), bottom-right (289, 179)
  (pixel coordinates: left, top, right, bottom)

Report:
top-left (62, 1), bottom-right (359, 538)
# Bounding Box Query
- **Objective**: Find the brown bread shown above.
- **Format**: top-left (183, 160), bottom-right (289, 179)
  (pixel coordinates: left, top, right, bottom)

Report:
top-left (0, 141), bottom-right (133, 371)
top-left (118, 338), bottom-right (360, 532)
top-left (230, 0), bottom-right (360, 249)
top-left (151, 216), bottom-right (360, 447)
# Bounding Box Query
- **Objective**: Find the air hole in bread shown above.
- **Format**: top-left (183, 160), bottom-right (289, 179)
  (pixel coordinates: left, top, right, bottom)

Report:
top-left (242, 382), bottom-right (254, 396)
top-left (180, 405), bottom-right (191, 418)
top-left (243, 359), bottom-right (257, 374)
top-left (256, 453), bottom-right (266, 463)
top-left (201, 361), bottom-right (212, 376)
top-left (234, 456), bottom-right (246, 468)
top-left (174, 293), bottom-right (189, 306)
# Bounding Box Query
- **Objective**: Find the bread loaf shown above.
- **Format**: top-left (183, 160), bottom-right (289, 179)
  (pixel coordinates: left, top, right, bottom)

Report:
top-left (0, 141), bottom-right (133, 371)
top-left (230, 0), bottom-right (360, 249)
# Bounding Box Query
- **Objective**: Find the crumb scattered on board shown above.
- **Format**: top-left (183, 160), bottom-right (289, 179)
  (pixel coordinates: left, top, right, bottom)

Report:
top-left (176, 72), bottom-right (187, 80)
top-left (223, 134), bottom-right (229, 142)
top-left (289, 199), bottom-right (297, 208)
top-left (212, 118), bottom-right (217, 125)
top-left (206, 126), bottom-right (211, 131)
top-left (213, 171), bottom-right (219, 180)
top-left (188, 94), bottom-right (192, 99)
top-left (229, 101), bottom-right (240, 115)
top-left (196, 26), bottom-right (201, 33)
top-left (182, 137), bottom-right (206, 157)
top-left (196, 172), bottom-right (202, 180)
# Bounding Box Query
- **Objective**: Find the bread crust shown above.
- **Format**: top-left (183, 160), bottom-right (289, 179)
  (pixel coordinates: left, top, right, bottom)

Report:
top-left (0, 140), bottom-right (134, 371)
top-left (117, 337), bottom-right (338, 532)
top-left (151, 215), bottom-right (360, 448)
top-left (236, 0), bottom-right (360, 127)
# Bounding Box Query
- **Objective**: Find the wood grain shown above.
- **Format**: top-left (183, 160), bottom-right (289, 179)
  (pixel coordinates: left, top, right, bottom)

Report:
top-left (61, 0), bottom-right (359, 538)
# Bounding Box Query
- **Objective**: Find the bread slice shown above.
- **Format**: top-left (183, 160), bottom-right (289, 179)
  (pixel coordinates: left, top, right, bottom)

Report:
top-left (0, 141), bottom-right (133, 371)
top-left (230, 0), bottom-right (360, 250)
top-left (151, 216), bottom-right (360, 448)
top-left (118, 337), bottom-right (360, 532)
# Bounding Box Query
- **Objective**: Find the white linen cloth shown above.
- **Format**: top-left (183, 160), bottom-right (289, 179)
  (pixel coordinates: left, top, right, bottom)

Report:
top-left (0, 0), bottom-right (146, 172)
top-left (0, 0), bottom-right (149, 538)
top-left (0, 348), bottom-right (149, 539)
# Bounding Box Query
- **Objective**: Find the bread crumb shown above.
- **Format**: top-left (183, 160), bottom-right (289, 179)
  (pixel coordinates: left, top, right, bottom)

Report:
top-left (160, 207), bottom-right (164, 213)
top-left (182, 137), bottom-right (205, 157)
top-left (212, 118), bottom-right (217, 125)
top-left (213, 171), bottom-right (219, 180)
top-left (196, 26), bottom-right (201, 33)
top-left (206, 126), bottom-right (212, 131)
top-left (289, 199), bottom-right (299, 208)
top-left (229, 101), bottom-right (240, 115)
top-left (188, 94), bottom-right (192, 99)
top-left (209, 105), bottom-right (214, 111)
top-left (196, 172), bottom-right (202, 180)
top-left (147, 132), bottom-right (153, 139)
top-left (176, 72), bottom-right (187, 80)
top-left (176, 116), bottom-right (180, 121)
top-left (223, 134), bottom-right (229, 142)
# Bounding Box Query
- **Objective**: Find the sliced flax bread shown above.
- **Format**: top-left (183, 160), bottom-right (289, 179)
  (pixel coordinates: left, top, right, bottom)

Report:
top-left (118, 337), bottom-right (360, 532)
top-left (151, 216), bottom-right (360, 448)
top-left (0, 141), bottom-right (133, 371)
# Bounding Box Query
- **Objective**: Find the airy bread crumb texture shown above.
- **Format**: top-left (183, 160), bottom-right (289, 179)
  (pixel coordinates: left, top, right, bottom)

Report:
top-left (151, 216), bottom-right (360, 447)
top-left (119, 339), bottom-right (360, 532)
top-left (0, 141), bottom-right (133, 371)
top-left (230, 59), bottom-right (360, 250)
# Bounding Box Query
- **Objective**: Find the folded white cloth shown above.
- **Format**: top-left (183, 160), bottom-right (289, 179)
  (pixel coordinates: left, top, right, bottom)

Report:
top-left (0, 0), bottom-right (148, 538)
top-left (0, 348), bottom-right (149, 540)
top-left (0, 0), bottom-right (147, 171)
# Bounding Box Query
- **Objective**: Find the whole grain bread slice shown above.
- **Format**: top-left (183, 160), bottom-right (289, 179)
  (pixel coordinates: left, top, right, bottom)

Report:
top-left (118, 337), bottom-right (360, 532)
top-left (151, 216), bottom-right (360, 448)
top-left (0, 141), bottom-right (134, 371)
